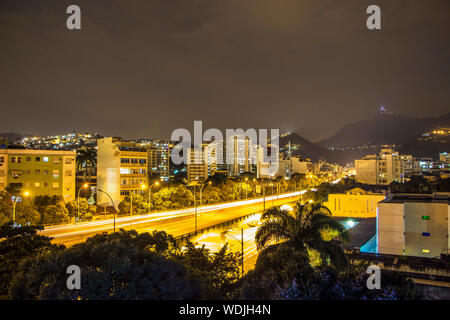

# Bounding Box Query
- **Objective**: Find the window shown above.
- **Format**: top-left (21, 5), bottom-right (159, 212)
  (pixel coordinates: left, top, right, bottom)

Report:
top-left (120, 168), bottom-right (130, 175)
top-left (17, 157), bottom-right (22, 163)
top-left (65, 158), bottom-right (73, 164)
top-left (121, 158), bottom-right (130, 164)
top-left (422, 249), bottom-right (430, 254)
top-left (53, 158), bottom-right (61, 164)
top-left (26, 157), bottom-right (31, 161)
top-left (52, 182), bottom-right (59, 189)
top-left (35, 170), bottom-right (40, 174)
top-left (11, 157), bottom-right (16, 163)
top-left (35, 157), bottom-right (40, 162)
top-left (422, 216), bottom-right (430, 220)
top-left (422, 232), bottom-right (430, 236)
top-left (43, 170), bottom-right (49, 175)
top-left (43, 157), bottom-right (49, 162)
top-left (0, 157), bottom-right (4, 163)
top-left (44, 182), bottom-right (48, 187)
top-left (65, 170), bottom-right (72, 176)
top-left (34, 182), bottom-right (40, 188)
top-left (139, 159), bottom-right (146, 165)
top-left (52, 170), bottom-right (60, 178)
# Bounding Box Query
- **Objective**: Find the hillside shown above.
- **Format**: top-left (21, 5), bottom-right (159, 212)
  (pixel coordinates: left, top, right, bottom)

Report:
top-left (0, 132), bottom-right (24, 143)
top-left (277, 132), bottom-right (328, 161)
top-left (318, 112), bottom-right (450, 148)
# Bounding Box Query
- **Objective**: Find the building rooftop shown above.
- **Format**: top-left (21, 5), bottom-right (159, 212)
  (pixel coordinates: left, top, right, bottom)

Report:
top-left (381, 192), bottom-right (450, 204)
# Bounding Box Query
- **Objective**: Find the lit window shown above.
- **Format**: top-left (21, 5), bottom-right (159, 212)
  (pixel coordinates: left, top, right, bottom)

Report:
top-left (120, 168), bottom-right (130, 175)
top-left (52, 182), bottom-right (59, 189)
top-left (43, 157), bottom-right (49, 162)
top-left (422, 216), bottom-right (430, 220)
top-left (52, 170), bottom-right (60, 177)
top-left (34, 182), bottom-right (40, 187)
top-left (422, 249), bottom-right (430, 254)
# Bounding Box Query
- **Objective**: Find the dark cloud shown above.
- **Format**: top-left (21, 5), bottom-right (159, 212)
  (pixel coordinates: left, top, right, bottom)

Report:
top-left (0, 0), bottom-right (449, 141)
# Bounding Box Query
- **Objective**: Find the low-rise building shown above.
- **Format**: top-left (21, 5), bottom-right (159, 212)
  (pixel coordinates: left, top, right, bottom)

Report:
top-left (377, 193), bottom-right (450, 259)
top-left (323, 187), bottom-right (385, 218)
top-left (0, 148), bottom-right (76, 201)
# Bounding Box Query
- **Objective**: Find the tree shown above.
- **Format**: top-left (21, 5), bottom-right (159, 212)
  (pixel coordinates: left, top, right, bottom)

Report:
top-left (66, 198), bottom-right (96, 221)
top-left (0, 222), bottom-right (63, 298)
top-left (277, 264), bottom-right (423, 300)
top-left (76, 148), bottom-right (97, 182)
top-left (205, 173), bottom-right (227, 186)
top-left (152, 185), bottom-right (193, 210)
top-left (174, 241), bottom-right (241, 299)
top-left (255, 202), bottom-right (349, 270)
top-left (201, 185), bottom-right (222, 204)
top-left (118, 194), bottom-right (150, 215)
top-left (9, 230), bottom-right (203, 300)
top-left (0, 191), bottom-right (40, 226)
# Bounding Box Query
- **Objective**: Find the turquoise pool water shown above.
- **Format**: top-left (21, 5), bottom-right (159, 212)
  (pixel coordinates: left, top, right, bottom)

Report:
top-left (360, 235), bottom-right (377, 253)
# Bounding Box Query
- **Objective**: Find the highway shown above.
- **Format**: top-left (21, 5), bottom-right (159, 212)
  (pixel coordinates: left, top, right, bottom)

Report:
top-left (41, 191), bottom-right (305, 246)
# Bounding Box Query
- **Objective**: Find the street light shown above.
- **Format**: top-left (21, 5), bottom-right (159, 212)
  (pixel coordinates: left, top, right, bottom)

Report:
top-left (98, 188), bottom-right (116, 232)
top-left (199, 181), bottom-right (211, 208)
top-left (244, 177), bottom-right (248, 199)
top-left (225, 228), bottom-right (245, 276)
top-left (11, 191), bottom-right (30, 224)
top-left (142, 181), bottom-right (159, 212)
top-left (77, 183), bottom-right (89, 223)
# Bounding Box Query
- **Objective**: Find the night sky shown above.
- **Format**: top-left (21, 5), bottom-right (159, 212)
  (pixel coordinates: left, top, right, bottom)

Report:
top-left (0, 0), bottom-right (448, 142)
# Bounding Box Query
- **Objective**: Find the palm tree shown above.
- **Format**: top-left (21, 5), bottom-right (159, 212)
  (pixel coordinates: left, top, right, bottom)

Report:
top-left (76, 148), bottom-right (97, 182)
top-left (255, 202), bottom-right (349, 270)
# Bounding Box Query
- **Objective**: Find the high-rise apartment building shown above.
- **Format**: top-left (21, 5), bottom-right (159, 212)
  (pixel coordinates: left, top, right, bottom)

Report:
top-left (187, 145), bottom-right (208, 184)
top-left (147, 140), bottom-right (170, 181)
top-left (0, 148), bottom-right (76, 201)
top-left (355, 149), bottom-right (410, 185)
top-left (97, 137), bottom-right (148, 208)
top-left (227, 135), bottom-right (254, 176)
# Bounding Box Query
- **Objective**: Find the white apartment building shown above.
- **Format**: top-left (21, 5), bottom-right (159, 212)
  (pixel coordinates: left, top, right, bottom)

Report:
top-left (377, 193), bottom-right (450, 259)
top-left (97, 137), bottom-right (148, 208)
top-left (355, 149), bottom-right (410, 185)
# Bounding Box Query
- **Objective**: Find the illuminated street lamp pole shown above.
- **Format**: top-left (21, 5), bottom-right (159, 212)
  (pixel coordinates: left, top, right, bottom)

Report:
top-left (77, 183), bottom-right (89, 223)
top-left (98, 188), bottom-right (116, 232)
top-left (10, 191), bottom-right (30, 224)
top-left (226, 228), bottom-right (245, 276)
top-left (199, 181), bottom-right (211, 208)
top-left (270, 183), bottom-right (274, 207)
top-left (142, 181), bottom-right (159, 212)
top-left (244, 177), bottom-right (248, 199)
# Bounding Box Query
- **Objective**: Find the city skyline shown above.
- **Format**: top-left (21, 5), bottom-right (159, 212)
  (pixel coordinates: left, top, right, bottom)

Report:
top-left (1, 0), bottom-right (449, 141)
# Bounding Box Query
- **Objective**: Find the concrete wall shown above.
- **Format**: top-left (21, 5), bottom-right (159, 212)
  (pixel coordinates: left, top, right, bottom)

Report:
top-left (355, 159), bottom-right (377, 184)
top-left (404, 202), bottom-right (449, 258)
top-left (377, 202), bottom-right (405, 255)
top-left (97, 138), bottom-right (121, 208)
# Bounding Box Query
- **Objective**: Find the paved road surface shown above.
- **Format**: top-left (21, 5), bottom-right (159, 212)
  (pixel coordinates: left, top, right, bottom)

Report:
top-left (41, 191), bottom-right (304, 246)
